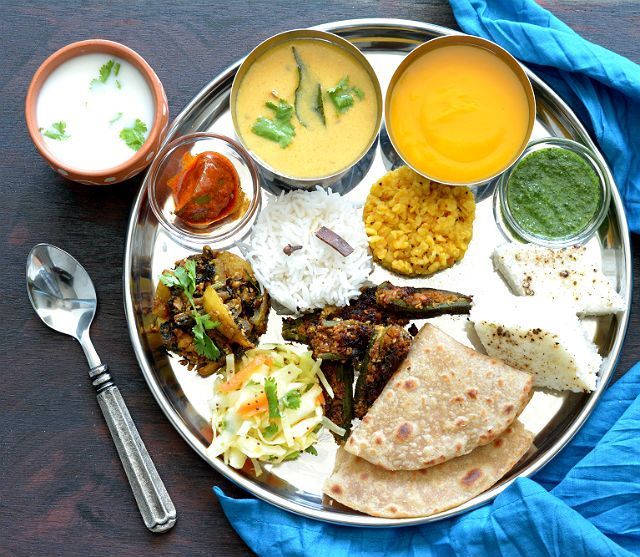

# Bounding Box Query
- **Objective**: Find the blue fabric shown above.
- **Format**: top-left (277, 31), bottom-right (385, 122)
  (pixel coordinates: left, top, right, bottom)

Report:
top-left (214, 2), bottom-right (640, 555)
top-left (449, 0), bottom-right (640, 233)
top-left (215, 362), bottom-right (640, 556)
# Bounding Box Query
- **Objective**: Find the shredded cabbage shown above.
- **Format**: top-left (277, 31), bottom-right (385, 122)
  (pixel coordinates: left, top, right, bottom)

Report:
top-left (207, 345), bottom-right (326, 474)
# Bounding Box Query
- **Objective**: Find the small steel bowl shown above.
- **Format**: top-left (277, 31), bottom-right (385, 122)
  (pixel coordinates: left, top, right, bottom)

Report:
top-left (385, 34), bottom-right (536, 187)
top-left (230, 29), bottom-right (382, 191)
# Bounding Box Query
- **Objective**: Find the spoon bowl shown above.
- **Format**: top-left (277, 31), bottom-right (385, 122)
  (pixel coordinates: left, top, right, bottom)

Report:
top-left (27, 243), bottom-right (97, 339)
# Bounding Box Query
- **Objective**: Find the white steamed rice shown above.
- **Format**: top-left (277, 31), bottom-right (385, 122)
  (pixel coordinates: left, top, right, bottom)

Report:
top-left (241, 188), bottom-right (372, 313)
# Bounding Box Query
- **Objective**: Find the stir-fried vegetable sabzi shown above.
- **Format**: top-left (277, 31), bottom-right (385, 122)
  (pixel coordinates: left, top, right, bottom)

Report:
top-left (152, 247), bottom-right (270, 376)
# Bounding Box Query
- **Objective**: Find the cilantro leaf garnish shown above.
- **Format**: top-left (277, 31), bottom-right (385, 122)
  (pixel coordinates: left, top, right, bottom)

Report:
top-left (120, 118), bottom-right (148, 151)
top-left (90, 59), bottom-right (115, 87)
top-left (116, 80), bottom-right (122, 90)
top-left (251, 98), bottom-right (295, 148)
top-left (264, 377), bottom-right (280, 419)
top-left (263, 424), bottom-right (278, 439)
top-left (193, 313), bottom-right (220, 360)
top-left (327, 76), bottom-right (364, 114)
top-left (114, 62), bottom-right (121, 76)
top-left (159, 258), bottom-right (220, 361)
top-left (281, 389), bottom-right (301, 410)
top-left (159, 271), bottom-right (181, 289)
top-left (304, 445), bottom-right (318, 456)
top-left (42, 121), bottom-right (70, 141)
top-left (109, 112), bottom-right (123, 125)
top-left (283, 451), bottom-right (301, 461)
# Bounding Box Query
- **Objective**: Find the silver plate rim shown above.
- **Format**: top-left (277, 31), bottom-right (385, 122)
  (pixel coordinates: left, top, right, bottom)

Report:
top-left (123, 18), bottom-right (632, 527)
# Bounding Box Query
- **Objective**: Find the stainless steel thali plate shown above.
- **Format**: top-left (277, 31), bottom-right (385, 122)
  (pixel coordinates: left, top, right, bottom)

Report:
top-left (124, 19), bottom-right (631, 526)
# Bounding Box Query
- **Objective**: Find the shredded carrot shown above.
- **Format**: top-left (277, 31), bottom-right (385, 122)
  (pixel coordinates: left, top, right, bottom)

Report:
top-left (316, 392), bottom-right (325, 405)
top-left (238, 394), bottom-right (268, 418)
top-left (218, 355), bottom-right (271, 393)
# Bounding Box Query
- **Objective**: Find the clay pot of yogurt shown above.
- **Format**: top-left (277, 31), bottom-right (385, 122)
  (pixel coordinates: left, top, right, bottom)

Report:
top-left (25, 39), bottom-right (169, 185)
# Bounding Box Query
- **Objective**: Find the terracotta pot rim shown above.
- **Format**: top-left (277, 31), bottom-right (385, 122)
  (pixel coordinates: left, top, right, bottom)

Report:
top-left (25, 39), bottom-right (166, 179)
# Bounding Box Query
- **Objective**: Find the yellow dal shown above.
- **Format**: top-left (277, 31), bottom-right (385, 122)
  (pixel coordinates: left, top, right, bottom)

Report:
top-left (364, 166), bottom-right (475, 276)
top-left (388, 44), bottom-right (531, 184)
top-left (235, 39), bottom-right (378, 178)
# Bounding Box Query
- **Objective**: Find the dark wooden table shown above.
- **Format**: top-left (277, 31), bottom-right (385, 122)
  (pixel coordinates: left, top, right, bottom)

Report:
top-left (1, 1), bottom-right (638, 555)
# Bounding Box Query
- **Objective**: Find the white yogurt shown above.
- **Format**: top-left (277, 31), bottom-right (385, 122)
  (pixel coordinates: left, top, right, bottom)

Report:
top-left (36, 53), bottom-right (155, 171)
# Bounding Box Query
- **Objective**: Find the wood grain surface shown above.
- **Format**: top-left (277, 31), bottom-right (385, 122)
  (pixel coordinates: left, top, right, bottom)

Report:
top-left (1, 1), bottom-right (638, 556)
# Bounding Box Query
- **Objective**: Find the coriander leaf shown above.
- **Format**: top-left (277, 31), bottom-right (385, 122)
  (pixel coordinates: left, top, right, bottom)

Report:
top-left (281, 389), bottom-right (301, 410)
top-left (172, 266), bottom-right (190, 292)
top-left (198, 313), bottom-right (220, 331)
top-left (305, 445), bottom-right (318, 456)
top-left (109, 112), bottom-right (123, 125)
top-left (119, 118), bottom-right (148, 151)
top-left (263, 424), bottom-right (278, 439)
top-left (283, 451), bottom-right (301, 461)
top-left (183, 259), bottom-right (197, 293)
top-left (192, 312), bottom-right (220, 360)
top-left (251, 98), bottom-right (295, 148)
top-left (116, 80), bottom-right (122, 89)
top-left (264, 377), bottom-right (280, 419)
top-left (327, 76), bottom-right (365, 114)
top-left (42, 121), bottom-right (70, 141)
top-left (266, 99), bottom-right (295, 121)
top-left (114, 62), bottom-right (121, 76)
top-left (90, 59), bottom-right (115, 87)
top-left (159, 270), bottom-right (181, 288)
top-left (159, 259), bottom-right (220, 360)
top-left (172, 264), bottom-right (196, 298)
top-left (193, 328), bottom-right (220, 360)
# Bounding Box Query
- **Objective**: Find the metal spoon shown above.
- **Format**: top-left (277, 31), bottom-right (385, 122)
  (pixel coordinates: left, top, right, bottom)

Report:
top-left (26, 243), bottom-right (176, 533)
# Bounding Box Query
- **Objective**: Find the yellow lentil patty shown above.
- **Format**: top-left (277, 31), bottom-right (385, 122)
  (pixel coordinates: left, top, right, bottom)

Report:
top-left (363, 166), bottom-right (475, 276)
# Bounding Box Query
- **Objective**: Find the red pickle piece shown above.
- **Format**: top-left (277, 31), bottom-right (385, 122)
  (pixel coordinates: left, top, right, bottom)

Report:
top-left (314, 226), bottom-right (354, 257)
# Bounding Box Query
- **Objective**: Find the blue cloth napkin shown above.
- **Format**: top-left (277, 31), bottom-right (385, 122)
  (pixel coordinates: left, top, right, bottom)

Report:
top-left (215, 2), bottom-right (640, 554)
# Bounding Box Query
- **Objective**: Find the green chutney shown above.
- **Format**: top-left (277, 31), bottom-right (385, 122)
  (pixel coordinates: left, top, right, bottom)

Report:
top-left (506, 147), bottom-right (601, 239)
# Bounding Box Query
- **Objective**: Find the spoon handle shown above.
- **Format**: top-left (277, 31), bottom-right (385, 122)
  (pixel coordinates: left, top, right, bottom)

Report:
top-left (89, 364), bottom-right (177, 533)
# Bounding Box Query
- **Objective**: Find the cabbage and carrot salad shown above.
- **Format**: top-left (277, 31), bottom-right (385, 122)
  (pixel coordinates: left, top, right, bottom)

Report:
top-left (207, 345), bottom-right (343, 474)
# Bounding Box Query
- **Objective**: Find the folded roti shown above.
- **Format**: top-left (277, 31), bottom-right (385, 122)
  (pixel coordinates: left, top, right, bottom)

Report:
top-left (345, 324), bottom-right (532, 470)
top-left (325, 420), bottom-right (533, 518)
